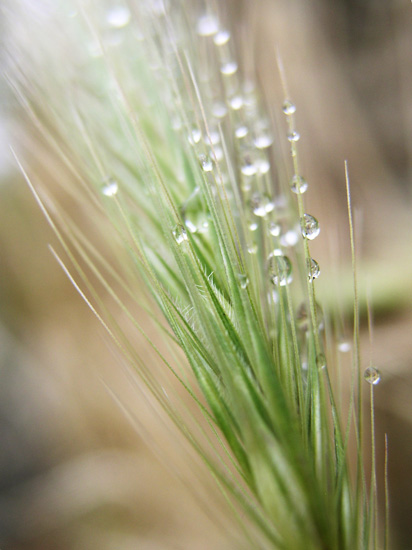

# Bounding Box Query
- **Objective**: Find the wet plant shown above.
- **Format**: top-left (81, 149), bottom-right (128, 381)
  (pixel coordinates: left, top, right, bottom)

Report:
top-left (7, 1), bottom-right (386, 548)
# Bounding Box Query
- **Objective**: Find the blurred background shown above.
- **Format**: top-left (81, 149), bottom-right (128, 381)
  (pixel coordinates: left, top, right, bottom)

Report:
top-left (1, 0), bottom-right (411, 548)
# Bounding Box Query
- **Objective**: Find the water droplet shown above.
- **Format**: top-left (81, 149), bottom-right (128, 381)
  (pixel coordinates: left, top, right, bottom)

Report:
top-left (188, 127), bottom-right (202, 145)
top-left (241, 159), bottom-right (257, 177)
top-left (287, 131), bottom-right (300, 142)
top-left (280, 230), bottom-right (299, 247)
top-left (199, 154), bottom-right (213, 172)
top-left (316, 353), bottom-right (326, 370)
top-left (235, 126), bottom-right (248, 139)
top-left (102, 178), bottom-right (118, 197)
top-left (254, 134), bottom-right (273, 149)
top-left (213, 29), bottom-right (230, 45)
top-left (212, 147), bottom-right (224, 162)
top-left (257, 159), bottom-right (270, 174)
top-left (197, 14), bottom-right (219, 36)
top-left (308, 258), bottom-right (320, 282)
top-left (173, 224), bottom-right (188, 244)
top-left (268, 222), bottom-right (281, 237)
top-left (204, 131), bottom-right (220, 146)
top-left (269, 255), bottom-right (293, 286)
top-left (364, 366), bottom-right (381, 385)
top-left (238, 273), bottom-right (249, 289)
top-left (290, 175), bottom-right (308, 194)
top-left (221, 61), bottom-right (238, 76)
top-left (338, 340), bottom-right (351, 353)
top-left (282, 99), bottom-right (296, 115)
top-left (185, 219), bottom-right (197, 233)
top-left (301, 213), bottom-right (320, 240)
top-left (229, 95), bottom-right (243, 110)
top-left (106, 6), bottom-right (131, 28)
top-left (212, 102), bottom-right (227, 118)
top-left (249, 222), bottom-right (258, 231)
top-left (251, 193), bottom-right (274, 217)
top-left (296, 301), bottom-right (324, 332)
top-left (247, 243), bottom-right (258, 254)
top-left (171, 116), bottom-right (182, 131)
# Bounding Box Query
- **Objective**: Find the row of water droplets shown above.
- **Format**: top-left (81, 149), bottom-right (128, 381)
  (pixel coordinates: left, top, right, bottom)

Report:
top-left (174, 11), bottom-right (317, 297)
top-left (281, 96), bottom-right (381, 383)
top-left (98, 6), bottom-right (381, 385)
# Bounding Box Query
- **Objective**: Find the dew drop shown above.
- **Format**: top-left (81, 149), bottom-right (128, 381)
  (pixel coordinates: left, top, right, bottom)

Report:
top-left (241, 159), bottom-right (257, 177)
top-left (364, 366), bottom-right (381, 385)
top-left (102, 178), bottom-right (118, 197)
top-left (269, 255), bottom-right (293, 286)
top-left (269, 222), bottom-right (281, 237)
top-left (249, 222), bottom-right (258, 231)
top-left (254, 134), bottom-right (273, 149)
top-left (282, 99), bottom-right (296, 115)
top-left (172, 224), bottom-right (188, 244)
top-left (290, 175), bottom-right (308, 195)
top-left (280, 230), bottom-right (299, 247)
top-left (296, 301), bottom-right (324, 332)
top-left (196, 14), bottom-right (219, 36)
top-left (214, 29), bottom-right (230, 45)
top-left (235, 125), bottom-right (248, 139)
top-left (220, 61), bottom-right (238, 76)
top-left (338, 340), bottom-right (351, 353)
top-left (307, 258), bottom-right (320, 282)
top-left (247, 243), bottom-right (258, 254)
top-left (185, 219), bottom-right (197, 233)
top-left (188, 127), bottom-right (202, 145)
top-left (204, 131), bottom-right (220, 146)
top-left (251, 193), bottom-right (274, 217)
top-left (300, 213), bottom-right (320, 240)
top-left (106, 6), bottom-right (131, 28)
top-left (212, 147), bottom-right (224, 162)
top-left (212, 102), bottom-right (227, 118)
top-left (229, 95), bottom-right (243, 110)
top-left (238, 273), bottom-right (249, 289)
top-left (316, 353), bottom-right (326, 370)
top-left (258, 159), bottom-right (270, 174)
top-left (287, 131), bottom-right (300, 142)
top-left (199, 154), bottom-right (213, 172)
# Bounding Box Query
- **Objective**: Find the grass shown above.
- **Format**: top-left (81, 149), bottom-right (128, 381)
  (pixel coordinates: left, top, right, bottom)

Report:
top-left (7, 2), bottom-right (386, 548)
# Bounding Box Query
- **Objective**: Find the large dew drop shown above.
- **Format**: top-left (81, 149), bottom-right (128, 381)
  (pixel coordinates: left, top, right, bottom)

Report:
top-left (269, 255), bottom-right (293, 286)
top-left (102, 178), bottom-right (119, 197)
top-left (172, 224), bottom-right (188, 244)
top-left (307, 258), bottom-right (320, 282)
top-left (300, 213), bottom-right (320, 240)
top-left (290, 175), bottom-right (308, 194)
top-left (364, 366), bottom-right (381, 385)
